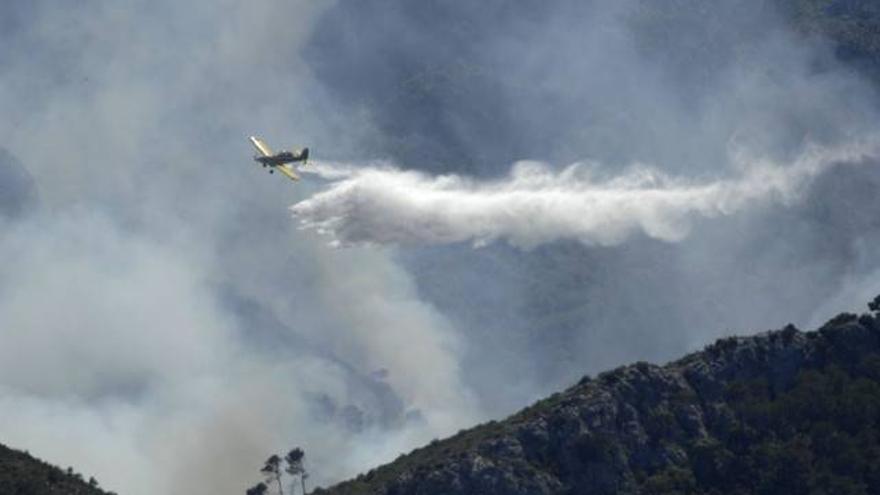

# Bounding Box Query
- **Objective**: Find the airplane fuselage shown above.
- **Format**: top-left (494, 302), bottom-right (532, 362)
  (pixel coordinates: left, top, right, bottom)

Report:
top-left (256, 154), bottom-right (293, 166)
top-left (248, 136), bottom-right (307, 181)
top-left (254, 149), bottom-right (308, 167)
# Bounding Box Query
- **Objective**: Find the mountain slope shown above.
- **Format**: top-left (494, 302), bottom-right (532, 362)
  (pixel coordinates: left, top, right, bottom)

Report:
top-left (0, 443), bottom-right (112, 495)
top-left (315, 302), bottom-right (880, 495)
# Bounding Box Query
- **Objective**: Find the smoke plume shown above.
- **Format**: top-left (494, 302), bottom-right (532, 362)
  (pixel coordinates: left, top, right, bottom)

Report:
top-left (2, 1), bottom-right (880, 494)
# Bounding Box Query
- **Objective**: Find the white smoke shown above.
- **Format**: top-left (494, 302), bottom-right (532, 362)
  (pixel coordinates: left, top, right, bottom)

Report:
top-left (3, 1), bottom-right (880, 494)
top-left (0, 2), bottom-right (483, 494)
top-left (292, 138), bottom-right (880, 248)
top-left (0, 210), bottom-right (479, 494)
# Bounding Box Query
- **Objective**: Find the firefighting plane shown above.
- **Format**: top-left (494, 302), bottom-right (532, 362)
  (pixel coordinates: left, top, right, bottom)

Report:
top-left (249, 136), bottom-right (309, 181)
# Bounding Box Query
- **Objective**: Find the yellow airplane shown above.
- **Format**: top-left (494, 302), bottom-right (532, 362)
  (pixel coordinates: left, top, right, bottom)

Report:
top-left (249, 136), bottom-right (309, 182)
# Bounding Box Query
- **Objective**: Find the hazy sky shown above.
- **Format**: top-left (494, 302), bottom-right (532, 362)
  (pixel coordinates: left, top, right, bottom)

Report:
top-left (1, 1), bottom-right (879, 494)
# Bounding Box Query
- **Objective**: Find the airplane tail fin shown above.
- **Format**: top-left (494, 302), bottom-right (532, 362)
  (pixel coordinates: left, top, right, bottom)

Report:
top-left (301, 147), bottom-right (309, 164)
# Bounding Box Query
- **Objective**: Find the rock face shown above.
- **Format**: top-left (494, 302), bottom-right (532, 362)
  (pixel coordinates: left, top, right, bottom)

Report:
top-left (318, 310), bottom-right (880, 495)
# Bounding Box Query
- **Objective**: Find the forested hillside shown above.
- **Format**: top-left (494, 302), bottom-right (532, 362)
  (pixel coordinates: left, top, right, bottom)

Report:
top-left (316, 300), bottom-right (880, 494)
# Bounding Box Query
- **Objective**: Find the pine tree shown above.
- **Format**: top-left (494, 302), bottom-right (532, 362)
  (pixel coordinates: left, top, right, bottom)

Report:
top-left (261, 455), bottom-right (284, 495)
top-left (285, 448), bottom-right (308, 495)
top-left (246, 482), bottom-right (268, 495)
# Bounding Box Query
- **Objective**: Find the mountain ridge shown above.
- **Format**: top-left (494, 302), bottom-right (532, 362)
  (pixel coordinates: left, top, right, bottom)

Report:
top-left (0, 442), bottom-right (112, 495)
top-left (315, 303), bottom-right (880, 494)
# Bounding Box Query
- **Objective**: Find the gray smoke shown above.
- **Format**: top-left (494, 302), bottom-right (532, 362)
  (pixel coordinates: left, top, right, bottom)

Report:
top-left (303, 0), bottom-right (880, 410)
top-left (0, 149), bottom-right (37, 218)
top-left (1, 1), bottom-right (880, 494)
top-left (0, 2), bottom-right (479, 494)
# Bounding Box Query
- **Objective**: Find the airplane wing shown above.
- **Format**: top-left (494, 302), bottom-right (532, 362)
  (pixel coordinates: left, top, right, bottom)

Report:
top-left (249, 136), bottom-right (273, 157)
top-left (276, 164), bottom-right (300, 181)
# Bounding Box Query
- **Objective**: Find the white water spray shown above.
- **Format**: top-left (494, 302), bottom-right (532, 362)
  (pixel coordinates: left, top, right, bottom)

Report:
top-left (292, 138), bottom-right (880, 248)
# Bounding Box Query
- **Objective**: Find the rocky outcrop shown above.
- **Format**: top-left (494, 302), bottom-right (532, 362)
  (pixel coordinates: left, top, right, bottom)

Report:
top-left (318, 308), bottom-right (880, 495)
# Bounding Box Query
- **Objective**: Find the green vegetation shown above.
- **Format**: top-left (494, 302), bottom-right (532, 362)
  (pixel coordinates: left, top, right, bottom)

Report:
top-left (312, 419), bottom-right (510, 495)
top-left (642, 355), bottom-right (880, 494)
top-left (0, 443), bottom-right (112, 495)
top-left (314, 298), bottom-right (880, 495)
